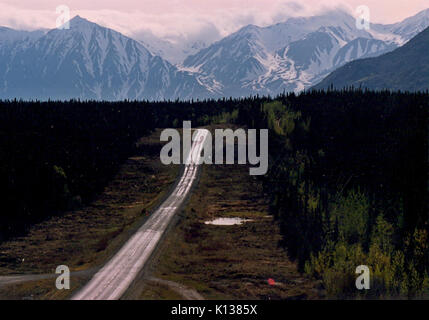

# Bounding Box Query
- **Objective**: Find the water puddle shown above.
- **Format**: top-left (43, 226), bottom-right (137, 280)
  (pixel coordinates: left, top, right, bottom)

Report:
top-left (204, 217), bottom-right (253, 226)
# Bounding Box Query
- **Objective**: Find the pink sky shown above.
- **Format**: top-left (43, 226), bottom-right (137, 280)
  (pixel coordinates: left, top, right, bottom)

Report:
top-left (1, 0), bottom-right (428, 43)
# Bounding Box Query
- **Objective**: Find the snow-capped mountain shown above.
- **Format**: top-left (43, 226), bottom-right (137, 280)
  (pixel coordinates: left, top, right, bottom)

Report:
top-left (0, 9), bottom-right (428, 100)
top-left (248, 26), bottom-right (397, 93)
top-left (313, 26), bottom-right (429, 92)
top-left (0, 16), bottom-right (211, 100)
top-left (137, 32), bottom-right (210, 65)
top-left (182, 9), bottom-right (429, 97)
top-left (372, 8), bottom-right (429, 43)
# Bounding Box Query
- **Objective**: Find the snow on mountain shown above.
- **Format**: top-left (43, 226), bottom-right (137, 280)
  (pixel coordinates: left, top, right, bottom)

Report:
top-left (138, 33), bottom-right (210, 65)
top-left (373, 8), bottom-right (429, 42)
top-left (313, 26), bottom-right (429, 92)
top-left (183, 9), bottom-right (429, 97)
top-left (250, 27), bottom-right (398, 94)
top-left (0, 16), bottom-right (211, 100)
top-left (1, 9), bottom-right (429, 100)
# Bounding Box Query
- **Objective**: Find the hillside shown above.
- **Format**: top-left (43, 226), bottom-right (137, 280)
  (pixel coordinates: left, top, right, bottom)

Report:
top-left (313, 27), bottom-right (429, 91)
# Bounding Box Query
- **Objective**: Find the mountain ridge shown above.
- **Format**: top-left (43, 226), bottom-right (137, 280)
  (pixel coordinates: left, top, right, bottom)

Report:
top-left (181, 9), bottom-right (429, 97)
top-left (313, 26), bottom-right (429, 92)
top-left (0, 9), bottom-right (429, 100)
top-left (0, 16), bottom-right (211, 100)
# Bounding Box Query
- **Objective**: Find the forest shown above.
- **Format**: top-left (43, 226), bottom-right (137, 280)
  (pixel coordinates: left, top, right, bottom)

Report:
top-left (0, 90), bottom-right (427, 298)
top-left (236, 90), bottom-right (428, 298)
top-left (0, 98), bottom-right (240, 240)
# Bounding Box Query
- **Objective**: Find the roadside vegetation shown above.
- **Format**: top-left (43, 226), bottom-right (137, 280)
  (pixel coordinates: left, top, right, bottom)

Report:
top-left (0, 130), bottom-right (179, 299)
top-left (236, 90), bottom-right (428, 298)
top-left (0, 99), bottom-right (240, 242)
top-left (0, 89), bottom-right (427, 299)
top-left (141, 128), bottom-right (321, 299)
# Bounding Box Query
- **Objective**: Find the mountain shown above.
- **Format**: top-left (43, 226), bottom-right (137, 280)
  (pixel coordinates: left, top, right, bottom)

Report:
top-left (0, 16), bottom-right (211, 101)
top-left (182, 9), bottom-right (429, 97)
top-left (313, 27), bottom-right (429, 92)
top-left (0, 27), bottom-right (46, 45)
top-left (371, 8), bottom-right (429, 43)
top-left (1, 9), bottom-right (429, 100)
top-left (245, 25), bottom-right (397, 94)
top-left (137, 32), bottom-right (210, 65)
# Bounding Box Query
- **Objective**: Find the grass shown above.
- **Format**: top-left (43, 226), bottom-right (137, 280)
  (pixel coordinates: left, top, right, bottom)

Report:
top-left (0, 124), bottom-right (321, 300)
top-left (0, 129), bottom-right (180, 299)
top-left (138, 280), bottom-right (188, 300)
top-left (141, 124), bottom-right (321, 300)
top-left (0, 275), bottom-right (90, 300)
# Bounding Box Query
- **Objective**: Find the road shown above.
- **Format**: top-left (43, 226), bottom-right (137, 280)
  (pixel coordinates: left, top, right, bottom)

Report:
top-left (72, 129), bottom-right (209, 300)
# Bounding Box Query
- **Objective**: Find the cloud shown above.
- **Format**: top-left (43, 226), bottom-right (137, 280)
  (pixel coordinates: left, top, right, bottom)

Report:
top-left (0, 0), bottom-right (427, 44)
top-left (177, 22), bottom-right (221, 45)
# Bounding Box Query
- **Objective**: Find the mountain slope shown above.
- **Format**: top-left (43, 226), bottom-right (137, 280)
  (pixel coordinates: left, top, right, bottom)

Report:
top-left (245, 26), bottom-right (398, 94)
top-left (0, 27), bottom-right (45, 45)
top-left (137, 32), bottom-right (210, 65)
top-left (0, 16), bottom-right (210, 101)
top-left (372, 8), bottom-right (429, 42)
top-left (1, 9), bottom-right (429, 100)
top-left (182, 10), bottom-right (404, 97)
top-left (313, 27), bottom-right (429, 92)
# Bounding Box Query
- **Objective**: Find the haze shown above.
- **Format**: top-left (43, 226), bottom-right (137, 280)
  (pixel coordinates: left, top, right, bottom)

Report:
top-left (0, 0), bottom-right (428, 44)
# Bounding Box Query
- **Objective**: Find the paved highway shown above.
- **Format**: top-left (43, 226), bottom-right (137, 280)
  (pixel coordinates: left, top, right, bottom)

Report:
top-left (72, 129), bottom-right (209, 300)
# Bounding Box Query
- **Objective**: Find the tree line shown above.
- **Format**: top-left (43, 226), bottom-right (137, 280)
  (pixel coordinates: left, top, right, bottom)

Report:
top-left (236, 89), bottom-right (428, 298)
top-left (1, 90), bottom-right (428, 298)
top-left (0, 97), bottom-right (246, 240)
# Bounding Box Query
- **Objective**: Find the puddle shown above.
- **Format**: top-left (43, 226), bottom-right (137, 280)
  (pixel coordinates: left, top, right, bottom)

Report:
top-left (204, 217), bottom-right (253, 226)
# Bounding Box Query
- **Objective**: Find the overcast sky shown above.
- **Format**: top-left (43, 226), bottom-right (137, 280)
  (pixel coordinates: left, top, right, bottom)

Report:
top-left (1, 0), bottom-right (428, 43)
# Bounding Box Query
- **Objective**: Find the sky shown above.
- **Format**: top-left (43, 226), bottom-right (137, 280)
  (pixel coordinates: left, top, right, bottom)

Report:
top-left (0, 0), bottom-right (428, 44)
